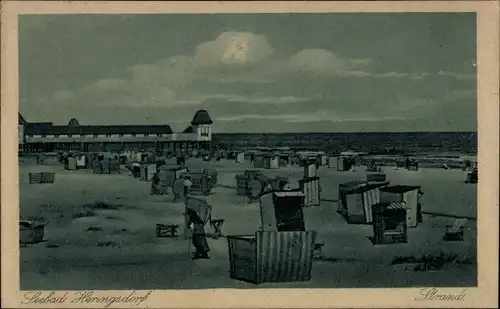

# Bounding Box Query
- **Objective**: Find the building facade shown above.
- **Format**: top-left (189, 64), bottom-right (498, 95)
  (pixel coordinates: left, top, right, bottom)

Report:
top-left (19, 110), bottom-right (213, 154)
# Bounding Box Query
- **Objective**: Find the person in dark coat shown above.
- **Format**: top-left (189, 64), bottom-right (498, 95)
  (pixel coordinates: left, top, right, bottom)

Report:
top-left (417, 188), bottom-right (424, 223)
top-left (183, 176), bottom-right (193, 199)
top-left (186, 208), bottom-right (210, 259)
top-left (151, 173), bottom-right (160, 195)
top-left (405, 157), bottom-right (411, 170)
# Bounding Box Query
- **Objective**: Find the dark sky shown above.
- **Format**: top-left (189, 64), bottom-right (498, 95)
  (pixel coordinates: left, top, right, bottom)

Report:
top-left (19, 13), bottom-right (477, 133)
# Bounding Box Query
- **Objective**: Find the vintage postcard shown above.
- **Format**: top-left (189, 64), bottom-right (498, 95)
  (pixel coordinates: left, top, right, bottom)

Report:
top-left (1, 1), bottom-right (499, 308)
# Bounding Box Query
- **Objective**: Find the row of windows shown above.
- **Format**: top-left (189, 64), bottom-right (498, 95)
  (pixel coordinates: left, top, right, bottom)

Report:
top-left (26, 133), bottom-right (164, 138)
top-left (200, 126), bottom-right (210, 137)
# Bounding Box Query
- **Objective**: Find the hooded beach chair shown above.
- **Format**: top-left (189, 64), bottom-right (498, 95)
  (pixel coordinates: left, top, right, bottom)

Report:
top-left (443, 218), bottom-right (468, 241)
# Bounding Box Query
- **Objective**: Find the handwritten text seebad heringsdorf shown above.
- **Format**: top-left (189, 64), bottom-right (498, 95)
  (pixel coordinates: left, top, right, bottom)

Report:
top-left (21, 290), bottom-right (152, 308)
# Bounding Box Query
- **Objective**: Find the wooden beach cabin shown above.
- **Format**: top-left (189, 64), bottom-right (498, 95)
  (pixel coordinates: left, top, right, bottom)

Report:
top-left (263, 155), bottom-right (280, 169)
top-left (278, 153), bottom-right (291, 167)
top-left (67, 157), bottom-right (77, 170)
top-left (259, 190), bottom-right (306, 232)
top-left (338, 181), bottom-right (369, 214)
top-left (140, 163), bottom-right (157, 181)
top-left (157, 165), bottom-right (188, 188)
top-left (235, 152), bottom-right (245, 163)
top-left (380, 185), bottom-right (423, 228)
top-left (76, 154), bottom-right (87, 169)
top-left (299, 177), bottom-right (321, 207)
top-left (303, 160), bottom-right (319, 178)
top-left (253, 152), bottom-right (267, 168)
top-left (343, 182), bottom-right (390, 224)
top-left (465, 168), bottom-right (478, 184)
top-left (317, 153), bottom-right (328, 166)
top-left (371, 202), bottom-right (408, 244)
top-left (328, 156), bottom-right (338, 169)
top-left (329, 156), bottom-right (351, 171)
top-left (227, 230), bottom-right (316, 284)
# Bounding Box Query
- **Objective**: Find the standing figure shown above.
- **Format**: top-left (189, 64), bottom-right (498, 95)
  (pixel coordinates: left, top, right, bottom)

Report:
top-left (405, 157), bottom-right (411, 170)
top-left (151, 173), bottom-right (160, 195)
top-left (186, 208), bottom-right (210, 260)
top-left (183, 176), bottom-right (193, 199)
top-left (63, 154), bottom-right (69, 170)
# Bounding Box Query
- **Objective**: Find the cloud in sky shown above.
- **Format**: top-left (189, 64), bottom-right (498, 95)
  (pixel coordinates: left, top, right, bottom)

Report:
top-left (194, 31), bottom-right (274, 66)
top-left (287, 49), bottom-right (371, 74)
top-left (54, 89), bottom-right (75, 101)
top-left (19, 14), bottom-right (477, 132)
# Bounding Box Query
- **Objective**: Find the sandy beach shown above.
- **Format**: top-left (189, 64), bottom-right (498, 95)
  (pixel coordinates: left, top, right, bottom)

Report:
top-left (19, 156), bottom-right (477, 290)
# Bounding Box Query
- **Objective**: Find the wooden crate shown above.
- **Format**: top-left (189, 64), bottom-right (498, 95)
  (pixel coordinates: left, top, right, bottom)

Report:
top-left (227, 231), bottom-right (316, 284)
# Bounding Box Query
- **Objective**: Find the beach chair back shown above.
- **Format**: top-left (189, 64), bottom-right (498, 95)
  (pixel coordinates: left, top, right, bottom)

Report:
top-left (449, 218), bottom-right (468, 232)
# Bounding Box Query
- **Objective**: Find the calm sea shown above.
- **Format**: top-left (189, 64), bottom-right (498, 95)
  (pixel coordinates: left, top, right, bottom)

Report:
top-left (212, 132), bottom-right (477, 154)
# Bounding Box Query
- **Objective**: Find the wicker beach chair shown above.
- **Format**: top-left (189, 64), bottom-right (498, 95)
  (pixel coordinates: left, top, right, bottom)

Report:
top-left (443, 218), bottom-right (468, 241)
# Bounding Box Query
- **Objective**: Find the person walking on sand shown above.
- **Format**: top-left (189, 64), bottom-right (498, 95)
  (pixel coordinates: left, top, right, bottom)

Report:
top-left (186, 208), bottom-right (210, 260)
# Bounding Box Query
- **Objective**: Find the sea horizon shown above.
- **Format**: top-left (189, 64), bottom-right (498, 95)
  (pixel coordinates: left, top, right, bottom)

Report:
top-left (212, 131), bottom-right (477, 154)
